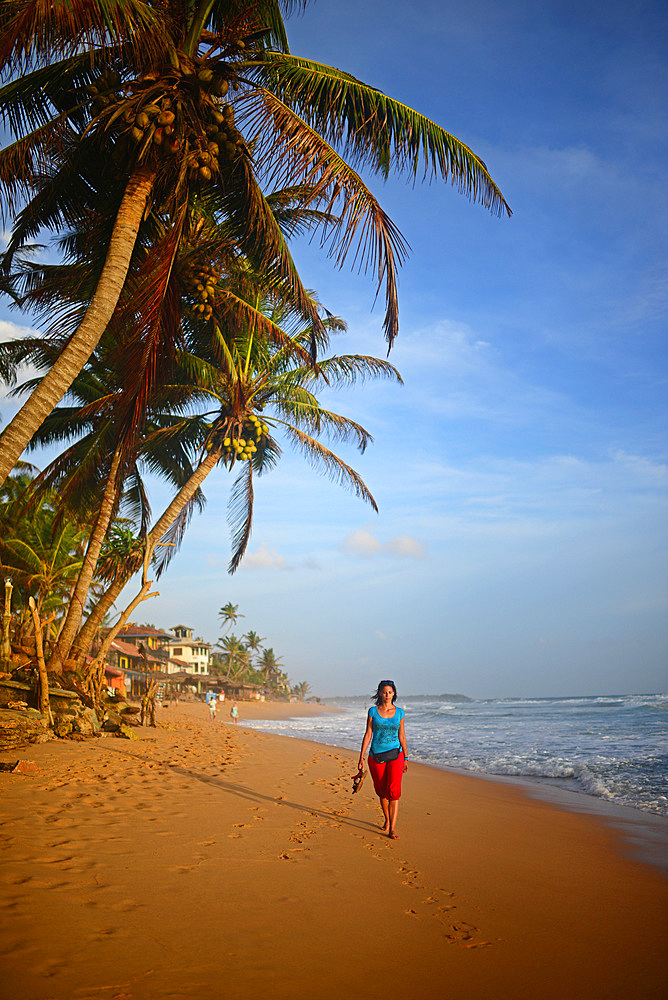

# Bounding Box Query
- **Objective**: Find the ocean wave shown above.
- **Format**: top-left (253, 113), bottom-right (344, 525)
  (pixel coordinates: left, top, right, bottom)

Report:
top-left (452, 757), bottom-right (577, 780)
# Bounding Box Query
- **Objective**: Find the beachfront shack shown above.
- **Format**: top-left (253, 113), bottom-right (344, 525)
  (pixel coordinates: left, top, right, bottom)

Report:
top-left (217, 678), bottom-right (264, 702)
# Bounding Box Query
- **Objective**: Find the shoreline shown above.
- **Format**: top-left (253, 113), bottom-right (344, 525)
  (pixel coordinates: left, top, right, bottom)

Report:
top-left (220, 699), bottom-right (668, 877)
top-left (1, 702), bottom-right (666, 1000)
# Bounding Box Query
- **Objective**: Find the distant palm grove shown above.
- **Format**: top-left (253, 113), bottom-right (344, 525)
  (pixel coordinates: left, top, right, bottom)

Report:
top-left (0, 2), bottom-right (508, 717)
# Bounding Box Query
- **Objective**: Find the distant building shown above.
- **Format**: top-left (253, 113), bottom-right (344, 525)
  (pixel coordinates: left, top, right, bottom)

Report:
top-left (102, 623), bottom-right (211, 692)
top-left (111, 625), bottom-right (178, 674)
top-left (169, 625), bottom-right (211, 676)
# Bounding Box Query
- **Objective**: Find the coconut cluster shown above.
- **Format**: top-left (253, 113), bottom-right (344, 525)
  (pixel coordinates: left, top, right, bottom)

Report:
top-left (86, 50), bottom-right (247, 183)
top-left (181, 262), bottom-right (219, 321)
top-left (87, 69), bottom-right (122, 108)
top-left (201, 103), bottom-right (246, 178)
top-left (222, 415), bottom-right (270, 462)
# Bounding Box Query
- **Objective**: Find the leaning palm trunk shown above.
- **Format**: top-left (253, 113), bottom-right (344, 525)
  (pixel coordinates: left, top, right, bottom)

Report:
top-left (85, 542), bottom-right (159, 710)
top-left (49, 446), bottom-right (123, 671)
top-left (70, 572), bottom-right (129, 662)
top-left (0, 168), bottom-right (155, 489)
top-left (73, 447), bottom-right (223, 657)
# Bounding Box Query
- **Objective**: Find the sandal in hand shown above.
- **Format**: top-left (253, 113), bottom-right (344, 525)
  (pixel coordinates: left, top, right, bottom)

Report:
top-left (352, 770), bottom-right (367, 794)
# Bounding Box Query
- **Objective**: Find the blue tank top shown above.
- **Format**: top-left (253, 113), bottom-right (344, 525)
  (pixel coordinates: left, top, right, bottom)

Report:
top-left (369, 705), bottom-right (404, 754)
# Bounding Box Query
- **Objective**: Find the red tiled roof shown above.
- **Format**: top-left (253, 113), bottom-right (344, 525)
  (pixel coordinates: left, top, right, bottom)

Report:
top-left (115, 625), bottom-right (173, 640)
top-left (111, 638), bottom-right (162, 663)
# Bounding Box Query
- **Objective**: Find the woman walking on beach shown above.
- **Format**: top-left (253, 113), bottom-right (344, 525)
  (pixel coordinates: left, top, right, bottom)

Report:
top-left (358, 680), bottom-right (408, 839)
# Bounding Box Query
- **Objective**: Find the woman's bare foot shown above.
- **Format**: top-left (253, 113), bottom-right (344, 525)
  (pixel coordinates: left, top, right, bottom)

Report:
top-left (381, 821), bottom-right (390, 834)
top-left (388, 830), bottom-right (399, 839)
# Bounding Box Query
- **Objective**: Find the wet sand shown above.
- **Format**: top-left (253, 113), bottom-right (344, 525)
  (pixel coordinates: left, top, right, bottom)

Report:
top-left (0, 700), bottom-right (665, 1000)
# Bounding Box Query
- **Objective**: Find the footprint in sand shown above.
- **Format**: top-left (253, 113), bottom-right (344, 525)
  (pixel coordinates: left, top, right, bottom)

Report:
top-left (443, 921), bottom-right (490, 948)
top-left (109, 899), bottom-right (143, 912)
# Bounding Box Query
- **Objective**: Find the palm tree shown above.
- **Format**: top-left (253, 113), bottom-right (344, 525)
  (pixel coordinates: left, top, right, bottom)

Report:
top-left (0, 0), bottom-right (510, 488)
top-left (243, 629), bottom-right (265, 663)
top-left (181, 280), bottom-right (403, 571)
top-left (219, 601), bottom-right (243, 636)
top-left (259, 647), bottom-right (284, 690)
top-left (218, 633), bottom-right (250, 682)
top-left (2, 328), bottom-right (210, 668)
top-left (292, 681), bottom-right (310, 702)
top-left (73, 286), bottom-right (400, 655)
top-left (0, 469), bottom-right (87, 626)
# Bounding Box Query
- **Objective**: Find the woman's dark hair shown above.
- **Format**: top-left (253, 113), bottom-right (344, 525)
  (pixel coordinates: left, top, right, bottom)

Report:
top-left (374, 680), bottom-right (397, 706)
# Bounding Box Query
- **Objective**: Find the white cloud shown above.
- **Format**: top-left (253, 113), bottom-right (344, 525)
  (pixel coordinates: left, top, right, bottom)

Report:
top-left (343, 524), bottom-right (426, 560)
top-left (0, 320), bottom-right (36, 341)
top-left (241, 542), bottom-right (290, 571)
top-left (344, 527), bottom-right (383, 556)
top-left (610, 450), bottom-right (668, 486)
top-left (386, 535), bottom-right (426, 559)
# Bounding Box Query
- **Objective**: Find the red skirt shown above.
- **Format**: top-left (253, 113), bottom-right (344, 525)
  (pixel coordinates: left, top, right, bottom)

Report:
top-left (368, 751), bottom-right (405, 800)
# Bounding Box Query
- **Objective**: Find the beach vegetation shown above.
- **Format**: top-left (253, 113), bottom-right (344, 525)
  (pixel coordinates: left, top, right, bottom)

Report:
top-left (292, 680), bottom-right (311, 701)
top-left (0, 467), bottom-right (87, 629)
top-left (0, 0), bottom-right (510, 488)
top-left (206, 617), bottom-right (296, 697)
top-left (0, 271), bottom-right (400, 703)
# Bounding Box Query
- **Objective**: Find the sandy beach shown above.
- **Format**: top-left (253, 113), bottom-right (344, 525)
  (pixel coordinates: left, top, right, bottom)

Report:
top-left (1, 700), bottom-right (666, 1000)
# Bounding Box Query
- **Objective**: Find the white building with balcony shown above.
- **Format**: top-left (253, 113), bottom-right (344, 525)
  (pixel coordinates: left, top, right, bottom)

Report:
top-left (169, 625), bottom-right (211, 676)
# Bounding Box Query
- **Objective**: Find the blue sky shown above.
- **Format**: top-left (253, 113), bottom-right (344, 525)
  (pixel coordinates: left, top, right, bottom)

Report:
top-left (1, 0), bottom-right (666, 698)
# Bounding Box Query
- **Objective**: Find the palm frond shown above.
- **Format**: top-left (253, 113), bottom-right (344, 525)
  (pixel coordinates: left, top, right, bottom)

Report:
top-left (300, 353), bottom-right (403, 389)
top-left (282, 424), bottom-right (377, 509)
top-left (205, 153), bottom-right (326, 349)
top-left (237, 86), bottom-right (409, 347)
top-left (0, 1), bottom-right (167, 72)
top-left (273, 399), bottom-right (372, 451)
top-left (249, 53), bottom-right (511, 212)
top-left (152, 490), bottom-right (205, 577)
top-left (227, 456), bottom-right (254, 573)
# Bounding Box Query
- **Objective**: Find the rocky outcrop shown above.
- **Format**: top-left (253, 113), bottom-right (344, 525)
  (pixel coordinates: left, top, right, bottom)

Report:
top-left (0, 707), bottom-right (54, 750)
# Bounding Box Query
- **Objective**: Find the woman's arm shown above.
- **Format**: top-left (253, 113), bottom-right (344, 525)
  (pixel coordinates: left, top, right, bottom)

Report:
top-left (358, 713), bottom-right (373, 771)
top-left (399, 717), bottom-right (408, 772)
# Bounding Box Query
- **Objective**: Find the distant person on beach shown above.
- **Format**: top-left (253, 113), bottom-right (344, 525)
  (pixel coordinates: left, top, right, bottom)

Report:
top-left (230, 702), bottom-right (238, 725)
top-left (209, 697), bottom-right (217, 721)
top-left (358, 680), bottom-right (408, 839)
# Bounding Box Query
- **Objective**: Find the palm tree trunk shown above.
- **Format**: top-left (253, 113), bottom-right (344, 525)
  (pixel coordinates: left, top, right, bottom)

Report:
top-left (49, 446), bottom-right (123, 670)
top-left (29, 597), bottom-right (50, 720)
top-left (0, 168), bottom-right (156, 490)
top-left (72, 573), bottom-right (126, 659)
top-left (86, 542), bottom-right (159, 709)
top-left (73, 448), bottom-right (222, 656)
